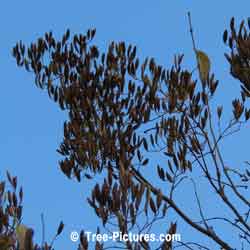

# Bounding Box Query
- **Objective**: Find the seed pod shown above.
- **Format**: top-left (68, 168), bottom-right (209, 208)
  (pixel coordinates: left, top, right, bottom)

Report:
top-left (196, 50), bottom-right (211, 84)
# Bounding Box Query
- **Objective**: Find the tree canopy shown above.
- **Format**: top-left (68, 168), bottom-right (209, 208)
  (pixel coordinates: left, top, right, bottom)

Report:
top-left (2, 13), bottom-right (250, 250)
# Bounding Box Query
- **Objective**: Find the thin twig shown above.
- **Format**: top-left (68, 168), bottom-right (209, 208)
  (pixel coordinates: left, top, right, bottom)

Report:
top-left (190, 178), bottom-right (209, 230)
top-left (187, 12), bottom-right (197, 53)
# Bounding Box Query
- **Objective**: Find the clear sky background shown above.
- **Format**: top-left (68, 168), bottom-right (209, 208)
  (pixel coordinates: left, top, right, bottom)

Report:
top-left (1, 1), bottom-right (250, 249)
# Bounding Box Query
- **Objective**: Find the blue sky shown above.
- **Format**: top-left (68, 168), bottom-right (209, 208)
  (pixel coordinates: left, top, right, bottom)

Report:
top-left (1, 1), bottom-right (250, 249)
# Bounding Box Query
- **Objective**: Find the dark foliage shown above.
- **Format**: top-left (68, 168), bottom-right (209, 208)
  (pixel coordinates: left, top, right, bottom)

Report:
top-left (10, 16), bottom-right (250, 250)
